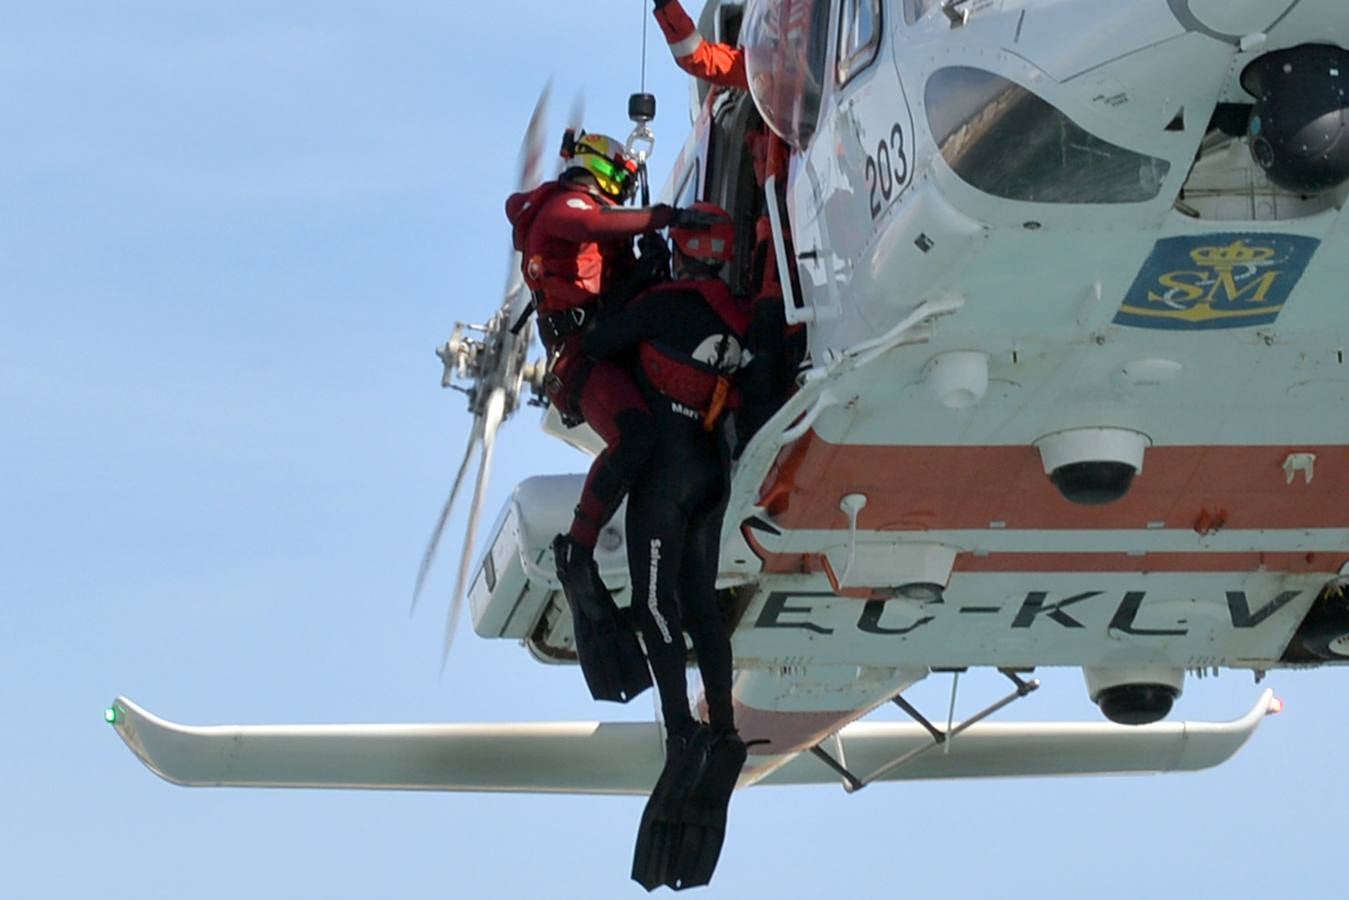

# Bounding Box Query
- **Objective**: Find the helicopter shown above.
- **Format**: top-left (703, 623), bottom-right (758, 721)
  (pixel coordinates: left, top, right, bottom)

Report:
top-left (112, 0), bottom-right (1349, 816)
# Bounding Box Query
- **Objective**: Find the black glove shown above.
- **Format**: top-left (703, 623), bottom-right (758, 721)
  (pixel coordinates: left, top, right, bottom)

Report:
top-left (638, 231), bottom-right (670, 262)
top-left (636, 232), bottom-right (671, 280)
top-left (671, 206), bottom-right (723, 229)
top-left (653, 0), bottom-right (675, 9)
top-left (647, 202), bottom-right (675, 227)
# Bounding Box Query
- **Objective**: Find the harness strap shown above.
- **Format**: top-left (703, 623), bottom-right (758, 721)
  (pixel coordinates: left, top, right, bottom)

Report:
top-left (702, 376), bottom-right (732, 432)
top-left (509, 295), bottom-right (538, 335)
top-left (539, 304), bottom-right (593, 345)
top-left (639, 344), bottom-right (740, 431)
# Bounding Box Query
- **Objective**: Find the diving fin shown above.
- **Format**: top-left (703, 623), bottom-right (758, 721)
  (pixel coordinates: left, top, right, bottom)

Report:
top-left (631, 733), bottom-right (695, 891)
top-left (631, 727), bottom-right (748, 891)
top-left (665, 728), bottom-right (747, 889)
top-left (569, 605), bottom-right (652, 702)
top-left (554, 534), bottom-right (651, 703)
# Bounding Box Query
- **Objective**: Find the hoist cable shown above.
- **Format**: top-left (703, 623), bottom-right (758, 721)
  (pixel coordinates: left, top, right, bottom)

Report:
top-left (640, 0), bottom-right (649, 94)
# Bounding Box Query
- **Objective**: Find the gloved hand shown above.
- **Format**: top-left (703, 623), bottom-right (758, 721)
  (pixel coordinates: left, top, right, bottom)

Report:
top-left (671, 206), bottom-right (724, 229)
top-left (649, 203), bottom-right (676, 228)
top-left (636, 231), bottom-right (671, 277)
top-left (653, 0), bottom-right (675, 9)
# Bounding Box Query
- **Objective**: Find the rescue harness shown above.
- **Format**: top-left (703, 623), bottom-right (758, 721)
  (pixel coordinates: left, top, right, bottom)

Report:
top-left (633, 278), bottom-right (750, 431)
top-left (639, 342), bottom-right (739, 431)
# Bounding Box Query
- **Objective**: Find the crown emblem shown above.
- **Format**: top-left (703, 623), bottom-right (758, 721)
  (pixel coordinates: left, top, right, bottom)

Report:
top-left (1188, 240), bottom-right (1277, 268)
top-left (1115, 232), bottom-right (1319, 331)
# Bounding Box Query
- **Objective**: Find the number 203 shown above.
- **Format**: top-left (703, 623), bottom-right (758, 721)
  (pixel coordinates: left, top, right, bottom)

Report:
top-left (864, 124), bottom-right (909, 218)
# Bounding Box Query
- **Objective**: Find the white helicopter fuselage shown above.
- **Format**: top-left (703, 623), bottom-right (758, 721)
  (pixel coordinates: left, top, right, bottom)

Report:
top-left (466, 0), bottom-right (1349, 783)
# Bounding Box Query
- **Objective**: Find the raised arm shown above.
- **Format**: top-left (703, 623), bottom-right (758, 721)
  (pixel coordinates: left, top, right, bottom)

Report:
top-left (653, 0), bottom-right (748, 92)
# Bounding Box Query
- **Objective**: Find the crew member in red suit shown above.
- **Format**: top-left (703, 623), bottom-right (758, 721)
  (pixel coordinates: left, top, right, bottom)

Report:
top-left (582, 204), bottom-right (750, 889)
top-left (505, 129), bottom-right (679, 702)
top-left (652, 0), bottom-right (748, 90)
top-left (652, 0), bottom-right (804, 449)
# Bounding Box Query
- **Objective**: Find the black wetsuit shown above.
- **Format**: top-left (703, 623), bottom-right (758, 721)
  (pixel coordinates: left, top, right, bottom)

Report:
top-left (582, 278), bottom-right (749, 737)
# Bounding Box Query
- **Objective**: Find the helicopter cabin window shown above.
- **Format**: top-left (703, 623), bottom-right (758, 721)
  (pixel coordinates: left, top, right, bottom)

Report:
top-left (924, 67), bottom-right (1172, 203)
top-left (903, 0), bottom-right (940, 26)
top-left (741, 0), bottom-right (832, 150)
top-left (836, 0), bottom-right (882, 86)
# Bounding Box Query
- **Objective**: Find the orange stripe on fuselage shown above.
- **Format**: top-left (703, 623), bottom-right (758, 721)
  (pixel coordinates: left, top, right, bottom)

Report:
top-left (953, 551), bottom-right (1342, 573)
top-left (756, 436), bottom-right (1349, 532)
top-left (745, 544), bottom-right (1346, 577)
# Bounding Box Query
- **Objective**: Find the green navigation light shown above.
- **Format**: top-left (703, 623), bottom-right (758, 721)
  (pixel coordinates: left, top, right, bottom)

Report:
top-left (104, 706), bottom-right (120, 725)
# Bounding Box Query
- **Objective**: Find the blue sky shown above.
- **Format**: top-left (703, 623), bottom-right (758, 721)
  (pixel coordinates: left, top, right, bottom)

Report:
top-left (4, 4), bottom-right (1347, 898)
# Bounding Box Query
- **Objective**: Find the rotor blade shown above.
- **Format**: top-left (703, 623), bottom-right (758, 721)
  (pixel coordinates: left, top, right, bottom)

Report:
top-left (410, 418), bottom-right (483, 613)
top-left (556, 91), bottom-right (586, 177)
top-left (518, 81), bottom-right (552, 193)
top-left (502, 255), bottom-right (530, 324)
top-left (565, 92), bottom-right (585, 137)
top-left (441, 387), bottom-right (508, 669)
top-left (503, 82), bottom-right (554, 318)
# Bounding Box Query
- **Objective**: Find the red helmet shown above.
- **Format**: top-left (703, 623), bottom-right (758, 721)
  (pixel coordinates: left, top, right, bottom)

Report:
top-left (670, 203), bottom-right (735, 262)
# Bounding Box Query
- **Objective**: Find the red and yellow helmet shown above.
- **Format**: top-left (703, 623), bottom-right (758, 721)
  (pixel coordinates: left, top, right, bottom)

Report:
top-left (560, 129), bottom-right (640, 202)
top-left (671, 203), bottom-right (736, 262)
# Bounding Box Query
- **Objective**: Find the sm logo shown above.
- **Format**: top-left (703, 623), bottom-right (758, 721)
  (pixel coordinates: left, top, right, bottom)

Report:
top-left (1113, 233), bottom-right (1319, 330)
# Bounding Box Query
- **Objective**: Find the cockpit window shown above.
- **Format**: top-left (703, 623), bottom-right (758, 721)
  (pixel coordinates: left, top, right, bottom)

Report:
top-left (903, 0), bottom-right (940, 26)
top-left (741, 0), bottom-right (832, 150)
top-left (837, 0), bottom-right (882, 87)
top-left (925, 67), bottom-right (1172, 204)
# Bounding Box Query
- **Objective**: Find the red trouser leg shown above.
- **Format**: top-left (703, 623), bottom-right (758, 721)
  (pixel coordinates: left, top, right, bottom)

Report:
top-left (568, 360), bottom-right (655, 549)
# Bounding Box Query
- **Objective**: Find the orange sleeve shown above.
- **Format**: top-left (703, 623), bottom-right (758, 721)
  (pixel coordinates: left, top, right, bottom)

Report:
top-left (653, 0), bottom-right (749, 92)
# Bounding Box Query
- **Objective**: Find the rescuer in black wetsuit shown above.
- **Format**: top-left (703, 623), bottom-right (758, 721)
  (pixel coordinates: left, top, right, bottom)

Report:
top-left (581, 202), bottom-right (750, 890)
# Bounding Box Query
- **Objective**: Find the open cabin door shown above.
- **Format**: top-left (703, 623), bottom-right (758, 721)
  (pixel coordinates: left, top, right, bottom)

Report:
top-left (703, 92), bottom-right (768, 298)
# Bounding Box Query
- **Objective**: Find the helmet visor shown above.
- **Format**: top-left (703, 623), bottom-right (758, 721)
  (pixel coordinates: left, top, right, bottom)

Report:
top-left (585, 153), bottom-right (631, 185)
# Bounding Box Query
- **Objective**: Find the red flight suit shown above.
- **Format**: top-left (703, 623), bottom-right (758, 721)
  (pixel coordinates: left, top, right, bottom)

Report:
top-left (505, 178), bottom-right (675, 548)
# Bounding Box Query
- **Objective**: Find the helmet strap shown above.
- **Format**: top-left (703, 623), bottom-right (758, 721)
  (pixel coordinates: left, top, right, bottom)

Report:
top-left (562, 169), bottom-right (608, 201)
